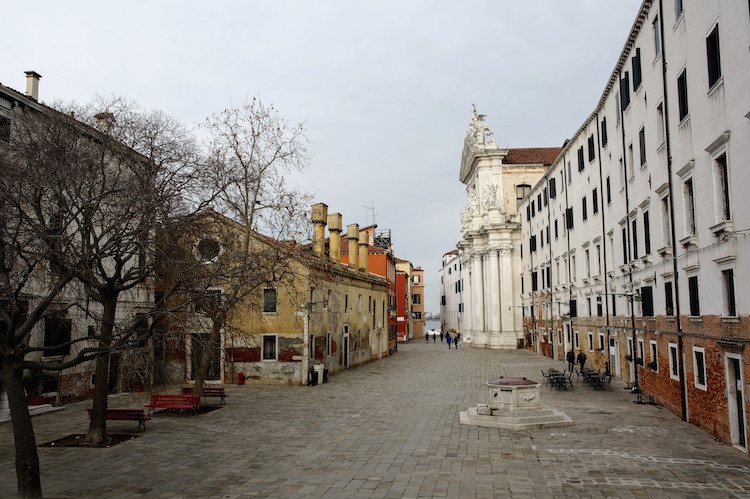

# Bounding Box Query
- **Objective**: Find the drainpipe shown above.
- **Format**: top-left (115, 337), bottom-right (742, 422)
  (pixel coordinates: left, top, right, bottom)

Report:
top-left (658, 0), bottom-right (687, 421)
top-left (595, 111), bottom-right (611, 375)
top-left (617, 68), bottom-right (638, 391)
top-left (561, 152), bottom-right (573, 351)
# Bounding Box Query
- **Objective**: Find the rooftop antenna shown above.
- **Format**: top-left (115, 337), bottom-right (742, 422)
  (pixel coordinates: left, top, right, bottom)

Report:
top-left (362, 202), bottom-right (375, 226)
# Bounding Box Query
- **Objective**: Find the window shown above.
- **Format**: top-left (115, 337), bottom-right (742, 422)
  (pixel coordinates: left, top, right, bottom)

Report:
top-left (531, 272), bottom-right (538, 292)
top-left (554, 219), bottom-right (558, 240)
top-left (606, 176), bottom-right (611, 204)
top-left (529, 235), bottom-right (537, 252)
top-left (677, 69), bottom-right (689, 121)
top-left (611, 293), bottom-right (617, 317)
top-left (569, 299), bottom-right (577, 318)
top-left (577, 146), bottom-right (585, 172)
top-left (567, 161), bottom-right (572, 183)
top-left (643, 211), bottom-right (651, 255)
top-left (601, 117), bottom-right (608, 147)
top-left (688, 275), bottom-right (700, 316)
top-left (566, 207), bottom-right (574, 230)
top-left (0, 115), bottom-right (10, 143)
top-left (345, 293), bottom-right (349, 311)
top-left (639, 126), bottom-right (646, 167)
top-left (592, 188), bottom-right (599, 214)
top-left (596, 296), bottom-right (603, 317)
top-left (628, 144), bottom-right (635, 179)
top-left (358, 295), bottom-right (362, 313)
top-left (582, 196), bottom-right (588, 221)
top-left (684, 178), bottom-right (696, 235)
top-left (549, 177), bottom-right (557, 199)
top-left (44, 314), bottom-right (72, 357)
top-left (674, 0), bottom-right (683, 20)
top-left (262, 335), bottom-right (277, 360)
top-left (650, 341), bottom-right (658, 371)
top-left (543, 188), bottom-right (548, 207)
top-left (585, 249), bottom-right (590, 277)
top-left (714, 153), bottom-right (731, 221)
top-left (653, 15), bottom-right (662, 56)
top-left (526, 205), bottom-right (531, 221)
top-left (620, 72), bottom-right (631, 110)
top-left (638, 339), bottom-right (645, 365)
top-left (622, 226), bottom-right (628, 264)
top-left (722, 269), bottom-right (737, 316)
top-left (588, 332), bottom-right (594, 351)
top-left (665, 281), bottom-right (674, 316)
top-left (537, 194), bottom-right (542, 212)
top-left (706, 25), bottom-right (722, 88)
top-left (595, 244), bottom-right (601, 276)
top-left (669, 343), bottom-right (679, 380)
top-left (632, 47), bottom-right (642, 90)
top-left (656, 103), bottom-right (665, 145)
top-left (263, 288), bottom-right (277, 313)
top-left (631, 219), bottom-right (638, 259)
top-left (588, 134), bottom-right (595, 161)
top-left (661, 196), bottom-right (672, 247)
top-left (574, 330), bottom-right (580, 348)
top-left (641, 286), bottom-right (654, 317)
top-left (515, 184), bottom-right (530, 209)
top-left (599, 332), bottom-right (605, 350)
top-left (693, 346), bottom-right (707, 389)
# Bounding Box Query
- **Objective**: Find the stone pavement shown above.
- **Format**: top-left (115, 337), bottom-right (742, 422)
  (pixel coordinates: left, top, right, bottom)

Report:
top-left (2, 343), bottom-right (750, 498)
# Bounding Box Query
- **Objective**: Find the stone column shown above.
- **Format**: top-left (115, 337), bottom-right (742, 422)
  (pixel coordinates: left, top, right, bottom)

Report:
top-left (487, 248), bottom-right (501, 347)
top-left (499, 245), bottom-right (517, 348)
top-left (471, 251), bottom-right (486, 347)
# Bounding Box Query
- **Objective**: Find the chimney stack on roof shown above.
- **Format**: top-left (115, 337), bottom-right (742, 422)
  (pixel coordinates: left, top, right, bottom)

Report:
top-left (328, 213), bottom-right (342, 264)
top-left (24, 71), bottom-right (41, 101)
top-left (311, 203), bottom-right (328, 258)
top-left (347, 224), bottom-right (359, 271)
top-left (358, 230), bottom-right (369, 273)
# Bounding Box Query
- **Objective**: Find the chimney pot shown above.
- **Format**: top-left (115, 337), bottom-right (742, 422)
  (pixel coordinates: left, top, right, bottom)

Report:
top-left (328, 213), bottom-right (343, 264)
top-left (311, 203), bottom-right (328, 258)
top-left (24, 71), bottom-right (42, 101)
top-left (347, 224), bottom-right (359, 270)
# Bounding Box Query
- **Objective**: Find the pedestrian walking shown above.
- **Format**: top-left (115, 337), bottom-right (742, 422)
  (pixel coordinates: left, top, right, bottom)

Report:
top-left (446, 334), bottom-right (452, 348)
top-left (425, 332), bottom-right (429, 343)
top-left (440, 332), bottom-right (444, 343)
top-left (566, 349), bottom-right (575, 373)
top-left (576, 349), bottom-right (587, 371)
top-left (433, 333), bottom-right (436, 343)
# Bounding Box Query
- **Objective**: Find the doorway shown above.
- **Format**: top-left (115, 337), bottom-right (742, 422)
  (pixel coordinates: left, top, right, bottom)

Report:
top-left (190, 332), bottom-right (221, 381)
top-left (343, 326), bottom-right (349, 369)
top-left (726, 354), bottom-right (746, 450)
top-left (610, 337), bottom-right (620, 377)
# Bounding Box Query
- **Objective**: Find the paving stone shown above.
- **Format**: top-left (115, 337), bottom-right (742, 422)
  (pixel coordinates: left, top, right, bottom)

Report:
top-left (1, 343), bottom-right (749, 497)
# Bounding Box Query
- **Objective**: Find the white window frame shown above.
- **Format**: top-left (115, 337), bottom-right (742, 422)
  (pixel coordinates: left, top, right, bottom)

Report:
top-left (693, 346), bottom-right (707, 391)
top-left (638, 339), bottom-right (645, 365)
top-left (574, 331), bottom-right (580, 349)
top-left (669, 343), bottom-right (679, 380)
top-left (650, 340), bottom-right (659, 372)
top-left (598, 332), bottom-right (606, 352)
top-left (262, 334), bottom-right (278, 361)
top-left (587, 332), bottom-right (594, 352)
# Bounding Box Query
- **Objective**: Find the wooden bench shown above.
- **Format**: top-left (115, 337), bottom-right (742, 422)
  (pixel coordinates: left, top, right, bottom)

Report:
top-left (87, 408), bottom-right (151, 432)
top-left (144, 394), bottom-right (199, 415)
top-left (181, 386), bottom-right (227, 405)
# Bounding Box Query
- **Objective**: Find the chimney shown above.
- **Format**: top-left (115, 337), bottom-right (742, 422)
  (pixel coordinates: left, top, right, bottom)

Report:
top-left (347, 224), bottom-right (359, 270)
top-left (311, 203), bottom-right (328, 258)
top-left (328, 213), bottom-right (342, 264)
top-left (358, 230), bottom-right (369, 273)
top-left (94, 112), bottom-right (115, 134)
top-left (24, 71), bottom-right (42, 101)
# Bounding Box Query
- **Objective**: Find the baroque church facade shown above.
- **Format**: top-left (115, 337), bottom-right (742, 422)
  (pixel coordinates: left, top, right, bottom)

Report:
top-left (456, 107), bottom-right (560, 349)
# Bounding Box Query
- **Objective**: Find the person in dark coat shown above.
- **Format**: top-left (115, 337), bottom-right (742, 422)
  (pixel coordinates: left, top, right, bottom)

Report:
top-left (566, 349), bottom-right (576, 373)
top-left (576, 349), bottom-right (587, 371)
top-left (446, 334), bottom-right (452, 348)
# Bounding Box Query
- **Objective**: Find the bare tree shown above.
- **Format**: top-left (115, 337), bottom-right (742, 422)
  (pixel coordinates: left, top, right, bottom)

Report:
top-left (183, 96), bottom-right (312, 395)
top-left (0, 98), bottom-right (203, 497)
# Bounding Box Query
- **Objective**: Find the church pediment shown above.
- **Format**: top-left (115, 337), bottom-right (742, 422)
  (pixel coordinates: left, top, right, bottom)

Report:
top-left (459, 106), bottom-right (507, 184)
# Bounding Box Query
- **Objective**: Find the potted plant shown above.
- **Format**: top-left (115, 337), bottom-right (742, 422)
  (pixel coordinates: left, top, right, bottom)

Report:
top-left (647, 360), bottom-right (658, 371)
top-left (625, 354), bottom-right (633, 362)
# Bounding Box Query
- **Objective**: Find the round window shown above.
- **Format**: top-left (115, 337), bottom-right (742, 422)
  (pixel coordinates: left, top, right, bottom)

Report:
top-left (197, 238), bottom-right (221, 261)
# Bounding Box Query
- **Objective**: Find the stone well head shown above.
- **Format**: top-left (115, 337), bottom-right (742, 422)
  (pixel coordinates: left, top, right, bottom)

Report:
top-left (486, 376), bottom-right (541, 412)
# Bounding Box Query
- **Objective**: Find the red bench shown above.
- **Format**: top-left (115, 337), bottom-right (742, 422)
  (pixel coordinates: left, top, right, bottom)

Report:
top-left (87, 408), bottom-right (151, 432)
top-left (144, 394), bottom-right (199, 415)
top-left (181, 386), bottom-right (228, 405)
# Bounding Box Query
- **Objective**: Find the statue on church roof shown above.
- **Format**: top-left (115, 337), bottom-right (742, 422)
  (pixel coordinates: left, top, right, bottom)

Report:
top-left (466, 105), bottom-right (497, 149)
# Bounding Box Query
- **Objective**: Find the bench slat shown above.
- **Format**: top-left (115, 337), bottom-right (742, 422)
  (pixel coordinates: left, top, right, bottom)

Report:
top-left (86, 408), bottom-right (150, 431)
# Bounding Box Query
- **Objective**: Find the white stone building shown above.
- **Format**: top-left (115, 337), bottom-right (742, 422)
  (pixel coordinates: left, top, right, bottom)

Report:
top-left (520, 0), bottom-right (750, 451)
top-left (439, 250), bottom-right (463, 337)
top-left (457, 108), bottom-right (560, 349)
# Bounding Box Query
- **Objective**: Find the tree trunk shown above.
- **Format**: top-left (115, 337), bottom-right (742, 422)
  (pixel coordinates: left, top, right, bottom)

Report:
top-left (86, 296), bottom-right (117, 445)
top-left (193, 316), bottom-right (223, 400)
top-left (1, 363), bottom-right (43, 498)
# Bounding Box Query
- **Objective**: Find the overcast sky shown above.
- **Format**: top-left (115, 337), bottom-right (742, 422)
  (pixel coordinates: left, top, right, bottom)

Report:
top-left (3, 0), bottom-right (643, 314)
